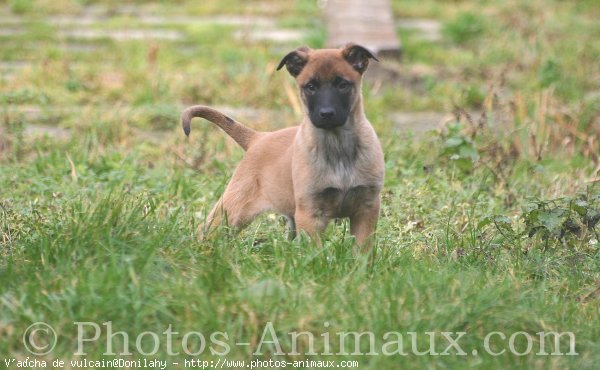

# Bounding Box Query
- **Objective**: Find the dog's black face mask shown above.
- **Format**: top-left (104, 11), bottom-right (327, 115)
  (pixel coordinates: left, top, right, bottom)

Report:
top-left (302, 77), bottom-right (354, 129)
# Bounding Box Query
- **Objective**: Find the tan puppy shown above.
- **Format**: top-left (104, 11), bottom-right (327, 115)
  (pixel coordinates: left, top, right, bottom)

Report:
top-left (182, 44), bottom-right (384, 250)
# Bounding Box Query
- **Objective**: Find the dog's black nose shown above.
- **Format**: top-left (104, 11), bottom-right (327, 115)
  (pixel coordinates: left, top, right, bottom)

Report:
top-left (319, 108), bottom-right (336, 119)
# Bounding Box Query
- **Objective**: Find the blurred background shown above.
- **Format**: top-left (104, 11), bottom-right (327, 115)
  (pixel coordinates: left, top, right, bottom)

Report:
top-left (1, 0), bottom-right (598, 155)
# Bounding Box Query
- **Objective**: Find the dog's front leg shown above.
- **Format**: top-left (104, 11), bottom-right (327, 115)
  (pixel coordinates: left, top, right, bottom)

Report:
top-left (295, 207), bottom-right (327, 246)
top-left (349, 200), bottom-right (380, 252)
top-left (284, 216), bottom-right (297, 241)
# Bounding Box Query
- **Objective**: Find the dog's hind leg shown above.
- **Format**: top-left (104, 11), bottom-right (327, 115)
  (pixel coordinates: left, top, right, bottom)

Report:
top-left (198, 183), bottom-right (269, 241)
top-left (198, 198), bottom-right (227, 240)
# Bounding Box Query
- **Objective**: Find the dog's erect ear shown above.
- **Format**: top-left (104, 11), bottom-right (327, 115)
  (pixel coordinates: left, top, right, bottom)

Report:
top-left (276, 46), bottom-right (310, 77)
top-left (342, 43), bottom-right (379, 74)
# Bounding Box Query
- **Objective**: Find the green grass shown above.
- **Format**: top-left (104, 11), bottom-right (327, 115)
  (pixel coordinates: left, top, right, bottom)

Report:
top-left (1, 0), bottom-right (599, 369)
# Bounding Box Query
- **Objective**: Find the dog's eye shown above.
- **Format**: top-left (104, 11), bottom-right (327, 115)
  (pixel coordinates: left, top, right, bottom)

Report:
top-left (337, 81), bottom-right (352, 92)
top-left (304, 82), bottom-right (317, 94)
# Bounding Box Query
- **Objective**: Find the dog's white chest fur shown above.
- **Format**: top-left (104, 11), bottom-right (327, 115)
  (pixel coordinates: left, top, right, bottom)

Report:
top-left (307, 127), bottom-right (381, 218)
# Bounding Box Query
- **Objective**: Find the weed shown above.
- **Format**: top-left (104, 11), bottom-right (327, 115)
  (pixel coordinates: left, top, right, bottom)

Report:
top-left (442, 12), bottom-right (486, 45)
top-left (439, 120), bottom-right (480, 173)
top-left (538, 58), bottom-right (561, 88)
top-left (8, 0), bottom-right (32, 14)
top-left (523, 193), bottom-right (600, 245)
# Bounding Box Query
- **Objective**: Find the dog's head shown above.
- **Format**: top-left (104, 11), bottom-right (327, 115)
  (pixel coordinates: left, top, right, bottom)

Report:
top-left (277, 44), bottom-right (378, 130)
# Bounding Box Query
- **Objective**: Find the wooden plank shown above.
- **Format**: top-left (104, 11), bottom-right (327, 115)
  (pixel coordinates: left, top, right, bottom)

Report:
top-left (325, 0), bottom-right (401, 57)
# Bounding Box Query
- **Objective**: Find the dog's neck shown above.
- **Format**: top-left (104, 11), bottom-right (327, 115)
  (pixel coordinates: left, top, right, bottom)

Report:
top-left (304, 95), bottom-right (366, 167)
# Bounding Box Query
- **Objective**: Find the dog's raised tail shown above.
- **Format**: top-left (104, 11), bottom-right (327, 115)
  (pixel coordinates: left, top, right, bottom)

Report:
top-left (181, 105), bottom-right (257, 151)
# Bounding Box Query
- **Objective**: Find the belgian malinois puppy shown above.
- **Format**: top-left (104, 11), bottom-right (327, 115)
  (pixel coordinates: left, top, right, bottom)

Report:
top-left (182, 43), bottom-right (384, 251)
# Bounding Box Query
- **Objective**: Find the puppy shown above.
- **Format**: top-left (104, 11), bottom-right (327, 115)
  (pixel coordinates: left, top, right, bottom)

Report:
top-left (182, 44), bottom-right (384, 251)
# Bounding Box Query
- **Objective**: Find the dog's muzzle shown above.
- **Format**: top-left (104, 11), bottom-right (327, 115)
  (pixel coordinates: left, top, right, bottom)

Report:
top-left (310, 108), bottom-right (347, 129)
